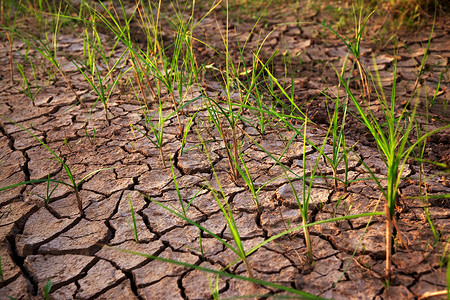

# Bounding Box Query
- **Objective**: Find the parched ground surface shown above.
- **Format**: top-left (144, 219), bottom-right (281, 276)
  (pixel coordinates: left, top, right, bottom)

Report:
top-left (0, 1), bottom-right (449, 299)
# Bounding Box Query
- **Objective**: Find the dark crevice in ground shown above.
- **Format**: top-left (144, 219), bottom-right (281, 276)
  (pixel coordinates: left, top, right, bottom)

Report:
top-left (51, 256), bottom-right (99, 295)
top-left (73, 280), bottom-right (81, 299)
top-left (123, 269), bottom-right (145, 300)
top-left (27, 215), bottom-right (82, 256)
top-left (20, 150), bottom-right (31, 182)
top-left (177, 271), bottom-right (189, 300)
top-left (173, 148), bottom-right (186, 176)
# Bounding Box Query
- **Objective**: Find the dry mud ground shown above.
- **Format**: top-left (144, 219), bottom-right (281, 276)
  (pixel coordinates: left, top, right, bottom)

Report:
top-left (0, 1), bottom-right (449, 299)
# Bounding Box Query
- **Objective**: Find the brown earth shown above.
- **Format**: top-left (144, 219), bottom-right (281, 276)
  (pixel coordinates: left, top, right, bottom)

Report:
top-left (0, 1), bottom-right (449, 299)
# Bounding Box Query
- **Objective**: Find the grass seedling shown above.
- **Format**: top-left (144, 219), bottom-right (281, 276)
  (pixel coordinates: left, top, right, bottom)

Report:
top-left (171, 158), bottom-right (187, 217)
top-left (15, 62), bottom-right (44, 104)
top-left (200, 130), bottom-right (255, 280)
top-left (180, 109), bottom-right (200, 155)
top-left (72, 52), bottom-right (129, 123)
top-left (197, 24), bottom-right (279, 182)
top-left (127, 195), bottom-right (138, 242)
top-left (203, 0), bottom-right (244, 181)
top-left (1, 0), bottom-right (22, 82)
top-left (224, 16), bottom-right (279, 135)
top-left (285, 119), bottom-right (328, 261)
top-left (83, 126), bottom-right (96, 145)
top-left (322, 57), bottom-right (356, 192)
top-left (28, 167), bottom-right (59, 204)
top-left (146, 127), bottom-right (256, 280)
top-left (170, 158), bottom-right (204, 218)
top-left (320, 7), bottom-right (376, 99)
top-left (411, 108), bottom-right (441, 243)
top-left (318, 5), bottom-right (449, 278)
top-left (131, 88), bottom-right (199, 167)
top-left (208, 274), bottom-right (220, 300)
top-left (205, 97), bottom-right (240, 181)
top-left (235, 150), bottom-right (261, 211)
top-left (133, 95), bottom-right (166, 167)
top-left (43, 279), bottom-right (51, 300)
top-left (70, 3), bottom-right (131, 123)
top-left (147, 185), bottom-right (256, 279)
top-left (13, 42), bottom-right (46, 104)
top-left (138, 202), bottom-right (383, 298)
top-left (254, 54), bottom-right (309, 124)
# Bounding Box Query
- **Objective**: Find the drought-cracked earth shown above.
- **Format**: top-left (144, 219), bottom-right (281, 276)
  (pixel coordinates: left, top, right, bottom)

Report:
top-left (0, 1), bottom-right (449, 299)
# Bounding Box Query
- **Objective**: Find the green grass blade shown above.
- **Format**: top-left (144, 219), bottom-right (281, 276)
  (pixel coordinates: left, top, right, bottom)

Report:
top-left (109, 246), bottom-right (328, 299)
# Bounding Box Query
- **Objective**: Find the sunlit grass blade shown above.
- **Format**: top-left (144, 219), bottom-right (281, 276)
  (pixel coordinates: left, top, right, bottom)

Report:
top-left (109, 245), bottom-right (327, 299)
top-left (43, 279), bottom-right (52, 300)
top-left (127, 195), bottom-right (139, 242)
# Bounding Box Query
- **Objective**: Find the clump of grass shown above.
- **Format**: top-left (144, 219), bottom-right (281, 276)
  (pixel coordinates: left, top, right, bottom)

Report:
top-left (1, 0), bottom-right (22, 82)
top-left (15, 61), bottom-right (44, 104)
top-left (322, 8), bottom-right (375, 99)
top-left (296, 119), bottom-right (328, 260)
top-left (3, 2), bottom-right (84, 106)
top-left (197, 127), bottom-right (255, 280)
top-left (322, 57), bottom-right (354, 192)
top-left (317, 5), bottom-right (450, 279)
top-left (337, 57), bottom-right (450, 279)
top-left (367, 0), bottom-right (446, 26)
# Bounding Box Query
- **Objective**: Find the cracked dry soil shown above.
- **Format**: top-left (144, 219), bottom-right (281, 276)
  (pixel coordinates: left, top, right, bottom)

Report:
top-left (0, 1), bottom-right (450, 299)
